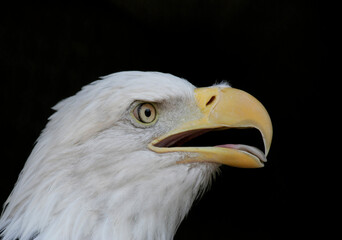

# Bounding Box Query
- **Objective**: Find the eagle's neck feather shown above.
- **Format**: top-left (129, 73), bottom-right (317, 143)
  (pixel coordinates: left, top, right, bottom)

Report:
top-left (0, 142), bottom-right (217, 240)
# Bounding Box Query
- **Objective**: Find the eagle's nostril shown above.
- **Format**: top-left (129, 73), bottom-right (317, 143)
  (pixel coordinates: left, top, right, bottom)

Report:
top-left (206, 96), bottom-right (216, 106)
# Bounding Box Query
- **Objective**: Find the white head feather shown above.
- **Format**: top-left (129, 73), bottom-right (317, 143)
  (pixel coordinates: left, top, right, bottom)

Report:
top-left (0, 72), bottom-right (223, 240)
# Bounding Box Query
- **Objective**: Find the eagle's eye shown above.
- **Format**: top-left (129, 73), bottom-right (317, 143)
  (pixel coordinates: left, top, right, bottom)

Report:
top-left (132, 102), bottom-right (157, 124)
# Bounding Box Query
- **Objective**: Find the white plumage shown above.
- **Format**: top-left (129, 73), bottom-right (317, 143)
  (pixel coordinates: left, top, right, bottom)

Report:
top-left (0, 71), bottom-right (272, 240)
top-left (0, 72), bottom-right (220, 240)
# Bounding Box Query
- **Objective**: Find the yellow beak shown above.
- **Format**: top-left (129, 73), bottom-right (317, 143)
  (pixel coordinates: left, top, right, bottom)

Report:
top-left (148, 87), bottom-right (273, 168)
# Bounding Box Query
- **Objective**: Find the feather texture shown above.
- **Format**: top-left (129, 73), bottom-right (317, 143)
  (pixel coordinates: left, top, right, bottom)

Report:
top-left (0, 72), bottom-right (223, 240)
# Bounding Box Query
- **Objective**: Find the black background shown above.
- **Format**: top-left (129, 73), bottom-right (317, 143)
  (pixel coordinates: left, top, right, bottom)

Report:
top-left (1, 0), bottom-right (323, 239)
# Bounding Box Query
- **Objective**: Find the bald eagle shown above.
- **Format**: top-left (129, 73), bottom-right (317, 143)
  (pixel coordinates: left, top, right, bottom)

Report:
top-left (0, 71), bottom-right (272, 240)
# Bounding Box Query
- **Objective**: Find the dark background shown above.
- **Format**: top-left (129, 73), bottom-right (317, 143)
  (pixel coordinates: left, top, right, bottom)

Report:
top-left (1, 0), bottom-right (323, 239)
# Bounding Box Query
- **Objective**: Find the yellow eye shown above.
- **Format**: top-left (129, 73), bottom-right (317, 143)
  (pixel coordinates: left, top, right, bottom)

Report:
top-left (133, 103), bottom-right (157, 124)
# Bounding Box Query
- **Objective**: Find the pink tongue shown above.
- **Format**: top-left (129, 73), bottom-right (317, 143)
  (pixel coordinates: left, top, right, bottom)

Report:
top-left (216, 144), bottom-right (239, 149)
top-left (215, 144), bottom-right (267, 163)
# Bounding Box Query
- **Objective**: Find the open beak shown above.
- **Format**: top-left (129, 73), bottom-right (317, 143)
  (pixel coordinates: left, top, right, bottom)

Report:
top-left (148, 87), bottom-right (273, 168)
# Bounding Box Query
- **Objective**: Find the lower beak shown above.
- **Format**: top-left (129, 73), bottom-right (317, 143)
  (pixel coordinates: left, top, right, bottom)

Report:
top-left (149, 87), bottom-right (273, 168)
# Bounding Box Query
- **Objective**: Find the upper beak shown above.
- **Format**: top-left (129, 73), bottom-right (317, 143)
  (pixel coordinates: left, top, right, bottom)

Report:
top-left (148, 87), bottom-right (273, 168)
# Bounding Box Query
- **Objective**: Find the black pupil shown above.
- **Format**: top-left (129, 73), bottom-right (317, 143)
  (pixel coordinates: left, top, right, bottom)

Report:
top-left (144, 108), bottom-right (151, 118)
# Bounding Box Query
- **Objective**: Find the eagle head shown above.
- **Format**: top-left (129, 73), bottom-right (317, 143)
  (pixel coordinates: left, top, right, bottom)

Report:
top-left (0, 71), bottom-right (272, 240)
